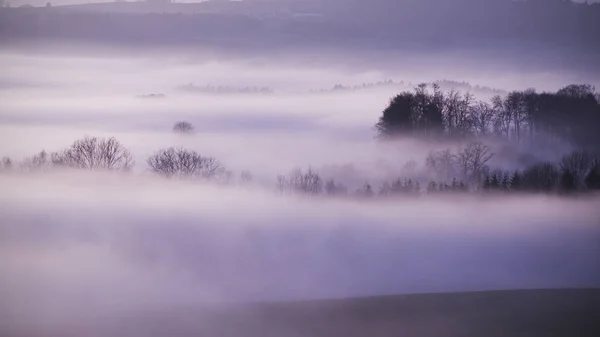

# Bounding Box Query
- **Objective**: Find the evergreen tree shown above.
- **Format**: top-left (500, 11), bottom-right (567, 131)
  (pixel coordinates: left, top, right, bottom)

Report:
top-left (584, 165), bottom-right (600, 190)
top-left (490, 173), bottom-right (500, 190)
top-left (414, 181), bottom-right (421, 195)
top-left (501, 173), bottom-right (510, 190)
top-left (482, 175), bottom-right (491, 191)
top-left (510, 171), bottom-right (521, 191)
top-left (427, 181), bottom-right (438, 194)
top-left (559, 169), bottom-right (576, 194)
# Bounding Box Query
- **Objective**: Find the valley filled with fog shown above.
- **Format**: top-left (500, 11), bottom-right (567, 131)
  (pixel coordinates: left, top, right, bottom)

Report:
top-left (2, 47), bottom-right (600, 335)
top-left (1, 1), bottom-right (600, 335)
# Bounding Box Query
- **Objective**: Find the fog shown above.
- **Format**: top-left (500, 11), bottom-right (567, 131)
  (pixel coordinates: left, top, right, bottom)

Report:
top-left (2, 170), bottom-right (599, 332)
top-left (1, 4), bottom-right (600, 333)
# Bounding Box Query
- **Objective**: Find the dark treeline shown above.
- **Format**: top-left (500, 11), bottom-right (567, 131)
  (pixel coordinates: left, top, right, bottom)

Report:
top-left (2, 136), bottom-right (600, 199)
top-left (376, 83), bottom-right (600, 149)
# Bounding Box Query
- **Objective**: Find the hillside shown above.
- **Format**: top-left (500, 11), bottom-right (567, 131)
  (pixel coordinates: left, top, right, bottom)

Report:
top-left (10, 288), bottom-right (600, 337)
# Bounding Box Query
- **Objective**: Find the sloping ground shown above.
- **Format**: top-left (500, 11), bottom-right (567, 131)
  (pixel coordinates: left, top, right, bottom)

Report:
top-left (12, 288), bottom-right (600, 337)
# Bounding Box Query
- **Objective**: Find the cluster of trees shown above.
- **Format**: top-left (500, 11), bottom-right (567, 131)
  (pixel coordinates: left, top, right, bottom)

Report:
top-left (177, 83), bottom-right (274, 95)
top-left (311, 80), bottom-right (504, 97)
top-left (376, 84), bottom-right (600, 148)
top-left (0, 135), bottom-right (235, 183)
top-left (2, 135), bottom-right (600, 198)
top-left (482, 151), bottom-right (600, 194)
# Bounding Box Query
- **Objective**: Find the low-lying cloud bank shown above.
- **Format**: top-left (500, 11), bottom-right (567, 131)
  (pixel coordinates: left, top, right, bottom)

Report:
top-left (1, 171), bottom-right (599, 333)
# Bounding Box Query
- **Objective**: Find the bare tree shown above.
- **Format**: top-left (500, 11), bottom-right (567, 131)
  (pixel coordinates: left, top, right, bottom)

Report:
top-left (147, 147), bottom-right (225, 180)
top-left (173, 121), bottom-right (194, 134)
top-left (325, 178), bottom-right (348, 196)
top-left (277, 168), bottom-right (323, 195)
top-left (470, 102), bottom-right (496, 137)
top-left (0, 157), bottom-right (12, 172)
top-left (20, 150), bottom-right (51, 171)
top-left (559, 151), bottom-right (597, 188)
top-left (51, 136), bottom-right (133, 171)
top-left (443, 90), bottom-right (474, 137)
top-left (239, 170), bottom-right (253, 184)
top-left (457, 142), bottom-right (494, 182)
top-left (426, 149), bottom-right (457, 181)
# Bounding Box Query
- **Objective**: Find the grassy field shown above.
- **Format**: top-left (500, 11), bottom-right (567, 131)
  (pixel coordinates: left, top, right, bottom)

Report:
top-left (26, 288), bottom-right (596, 337)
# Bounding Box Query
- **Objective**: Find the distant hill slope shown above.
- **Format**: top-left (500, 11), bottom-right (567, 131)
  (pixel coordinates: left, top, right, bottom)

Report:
top-left (8, 288), bottom-right (600, 337)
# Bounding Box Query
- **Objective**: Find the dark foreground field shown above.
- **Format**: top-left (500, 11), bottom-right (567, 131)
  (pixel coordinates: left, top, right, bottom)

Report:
top-left (13, 288), bottom-right (600, 337)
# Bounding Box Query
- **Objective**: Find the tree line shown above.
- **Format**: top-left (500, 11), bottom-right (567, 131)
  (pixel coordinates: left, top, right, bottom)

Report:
top-left (2, 135), bottom-right (599, 198)
top-left (375, 84), bottom-right (600, 148)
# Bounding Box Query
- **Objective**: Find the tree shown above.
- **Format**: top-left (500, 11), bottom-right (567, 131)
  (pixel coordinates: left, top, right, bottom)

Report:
top-left (325, 179), bottom-right (347, 196)
top-left (375, 84), bottom-right (444, 138)
top-left (456, 142), bottom-right (494, 182)
top-left (375, 92), bottom-right (414, 137)
top-left (522, 162), bottom-right (559, 192)
top-left (426, 149), bottom-right (457, 181)
top-left (147, 147), bottom-right (224, 180)
top-left (559, 169), bottom-right (576, 194)
top-left (51, 136), bottom-right (133, 171)
top-left (509, 171), bottom-right (522, 191)
top-left (0, 157), bottom-right (12, 172)
top-left (239, 170), bottom-right (253, 184)
top-left (426, 181), bottom-right (438, 194)
top-left (442, 90), bottom-right (474, 137)
top-left (173, 121), bottom-right (194, 134)
top-left (20, 150), bottom-right (51, 171)
top-left (584, 164), bottom-right (600, 190)
top-left (356, 182), bottom-right (374, 198)
top-left (470, 102), bottom-right (496, 137)
top-left (559, 151), bottom-right (596, 188)
top-left (276, 168), bottom-right (323, 195)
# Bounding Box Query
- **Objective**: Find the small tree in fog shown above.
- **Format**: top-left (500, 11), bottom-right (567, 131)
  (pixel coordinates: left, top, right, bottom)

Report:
top-left (584, 164), bottom-right (600, 190)
top-left (356, 182), bottom-right (374, 198)
top-left (426, 149), bottom-right (457, 181)
top-left (0, 157), bottom-right (12, 172)
top-left (456, 142), bottom-right (494, 182)
top-left (559, 169), bottom-right (576, 194)
top-left (147, 147), bottom-right (224, 180)
top-left (426, 181), bottom-right (438, 194)
top-left (559, 151), bottom-right (597, 188)
top-left (20, 150), bottom-right (51, 172)
top-left (51, 136), bottom-right (133, 171)
top-left (509, 171), bottom-right (522, 191)
top-left (173, 121), bottom-right (194, 134)
top-left (277, 168), bottom-right (324, 195)
top-left (239, 170), bottom-right (253, 184)
top-left (325, 178), bottom-right (347, 196)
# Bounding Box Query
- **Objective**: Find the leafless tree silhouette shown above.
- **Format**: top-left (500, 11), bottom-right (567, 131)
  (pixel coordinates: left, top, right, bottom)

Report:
top-left (277, 168), bottom-right (323, 195)
top-left (426, 149), bottom-right (457, 181)
top-left (239, 170), bottom-right (253, 184)
top-left (457, 142), bottom-right (494, 181)
top-left (50, 136), bottom-right (133, 171)
top-left (559, 151), bottom-right (597, 188)
top-left (20, 150), bottom-right (51, 171)
top-left (0, 157), bottom-right (12, 172)
top-left (173, 121), bottom-right (194, 134)
top-left (325, 178), bottom-right (348, 196)
top-left (147, 147), bottom-right (225, 180)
